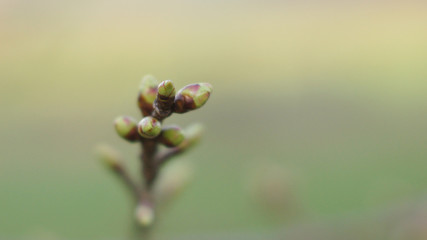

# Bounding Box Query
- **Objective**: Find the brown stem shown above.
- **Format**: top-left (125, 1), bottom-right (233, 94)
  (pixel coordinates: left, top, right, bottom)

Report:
top-left (152, 99), bottom-right (173, 121)
top-left (111, 164), bottom-right (142, 200)
top-left (141, 139), bottom-right (158, 189)
top-left (155, 147), bottom-right (184, 167)
top-left (151, 85), bottom-right (175, 121)
top-left (139, 92), bottom-right (175, 188)
top-left (155, 134), bottom-right (200, 167)
top-left (133, 87), bottom-right (182, 236)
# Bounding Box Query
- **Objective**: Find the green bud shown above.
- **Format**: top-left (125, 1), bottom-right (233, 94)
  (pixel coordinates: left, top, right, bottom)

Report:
top-left (137, 75), bottom-right (158, 116)
top-left (153, 80), bottom-right (176, 117)
top-left (174, 83), bottom-right (212, 113)
top-left (159, 126), bottom-right (185, 147)
top-left (114, 116), bottom-right (138, 141)
top-left (157, 80), bottom-right (176, 98)
top-left (95, 144), bottom-right (122, 170)
top-left (177, 123), bottom-right (204, 150)
top-left (137, 116), bottom-right (162, 139)
top-left (184, 123), bottom-right (204, 145)
top-left (135, 201), bottom-right (155, 227)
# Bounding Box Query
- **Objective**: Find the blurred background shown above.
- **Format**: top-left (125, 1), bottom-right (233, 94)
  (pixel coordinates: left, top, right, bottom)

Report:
top-left (1, 0), bottom-right (427, 239)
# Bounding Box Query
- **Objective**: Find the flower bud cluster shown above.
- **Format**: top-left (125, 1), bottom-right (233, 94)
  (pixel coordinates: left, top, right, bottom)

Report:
top-left (114, 76), bottom-right (212, 146)
top-left (106, 75), bottom-right (212, 227)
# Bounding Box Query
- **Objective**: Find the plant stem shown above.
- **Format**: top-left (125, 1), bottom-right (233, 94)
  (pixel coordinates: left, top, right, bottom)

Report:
top-left (141, 139), bottom-right (158, 189)
top-left (111, 164), bottom-right (141, 200)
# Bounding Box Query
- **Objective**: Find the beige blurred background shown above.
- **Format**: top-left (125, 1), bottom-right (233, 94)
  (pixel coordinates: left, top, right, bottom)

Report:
top-left (1, 0), bottom-right (427, 239)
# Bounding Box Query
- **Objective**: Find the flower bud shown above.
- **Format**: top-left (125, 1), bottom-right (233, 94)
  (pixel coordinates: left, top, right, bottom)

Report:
top-left (177, 123), bottom-right (204, 150)
top-left (114, 116), bottom-right (138, 141)
top-left (135, 201), bottom-right (155, 227)
top-left (159, 126), bottom-right (185, 147)
top-left (95, 144), bottom-right (122, 170)
top-left (153, 80), bottom-right (176, 117)
top-left (157, 80), bottom-right (176, 99)
top-left (174, 83), bottom-right (212, 113)
top-left (184, 123), bottom-right (204, 145)
top-left (137, 75), bottom-right (158, 116)
top-left (137, 116), bottom-right (162, 139)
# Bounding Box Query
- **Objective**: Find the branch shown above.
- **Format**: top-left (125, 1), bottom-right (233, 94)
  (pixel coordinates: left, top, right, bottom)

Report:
top-left (140, 139), bottom-right (158, 189)
top-left (110, 77), bottom-right (212, 232)
top-left (152, 80), bottom-right (175, 121)
top-left (96, 144), bottom-right (142, 200)
top-left (155, 147), bottom-right (184, 166)
top-left (155, 127), bottom-right (203, 167)
top-left (112, 165), bottom-right (142, 200)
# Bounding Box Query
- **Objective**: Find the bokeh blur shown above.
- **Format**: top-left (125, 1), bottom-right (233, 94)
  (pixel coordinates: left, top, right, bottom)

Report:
top-left (1, 0), bottom-right (427, 239)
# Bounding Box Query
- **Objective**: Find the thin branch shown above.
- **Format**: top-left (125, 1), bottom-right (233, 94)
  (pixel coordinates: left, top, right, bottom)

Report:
top-left (111, 164), bottom-right (142, 200)
top-left (110, 78), bottom-right (211, 234)
top-left (155, 147), bottom-right (184, 166)
top-left (155, 135), bottom-right (200, 167)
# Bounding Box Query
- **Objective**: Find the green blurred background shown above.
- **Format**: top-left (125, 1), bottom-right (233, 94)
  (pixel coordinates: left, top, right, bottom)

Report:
top-left (1, 0), bottom-right (427, 239)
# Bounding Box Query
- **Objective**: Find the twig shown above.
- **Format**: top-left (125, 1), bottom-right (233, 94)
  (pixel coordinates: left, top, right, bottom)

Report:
top-left (141, 139), bottom-right (158, 189)
top-left (111, 164), bottom-right (142, 200)
top-left (155, 126), bottom-right (203, 167)
top-left (108, 77), bottom-right (212, 236)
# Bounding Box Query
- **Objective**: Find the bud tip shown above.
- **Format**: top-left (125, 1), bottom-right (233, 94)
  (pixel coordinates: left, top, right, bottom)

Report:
top-left (137, 116), bottom-right (162, 139)
top-left (114, 116), bottom-right (138, 141)
top-left (160, 126), bottom-right (185, 147)
top-left (174, 83), bottom-right (213, 113)
top-left (135, 204), bottom-right (155, 227)
top-left (95, 144), bottom-right (122, 169)
top-left (158, 80), bottom-right (176, 97)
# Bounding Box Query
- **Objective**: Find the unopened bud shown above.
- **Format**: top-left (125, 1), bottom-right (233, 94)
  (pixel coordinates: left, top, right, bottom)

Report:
top-left (137, 75), bottom-right (158, 116)
top-left (135, 201), bottom-right (155, 227)
top-left (157, 80), bottom-right (176, 98)
top-left (95, 144), bottom-right (122, 170)
top-left (153, 80), bottom-right (176, 117)
top-left (137, 116), bottom-right (162, 139)
top-left (159, 126), bottom-right (185, 147)
top-left (175, 123), bottom-right (204, 150)
top-left (114, 116), bottom-right (138, 141)
top-left (184, 123), bottom-right (204, 145)
top-left (174, 83), bottom-right (212, 113)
